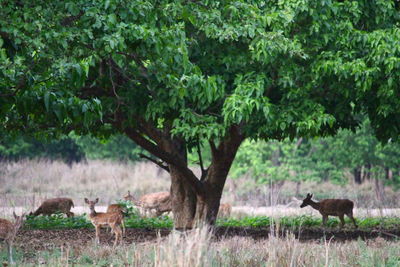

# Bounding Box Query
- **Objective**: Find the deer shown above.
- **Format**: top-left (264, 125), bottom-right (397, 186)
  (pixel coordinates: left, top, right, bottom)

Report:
top-left (124, 191), bottom-right (171, 217)
top-left (84, 198), bottom-right (123, 247)
top-left (218, 203), bottom-right (232, 218)
top-left (300, 193), bottom-right (357, 228)
top-left (29, 198), bottom-right (74, 217)
top-left (0, 212), bottom-right (25, 265)
top-left (106, 204), bottom-right (126, 235)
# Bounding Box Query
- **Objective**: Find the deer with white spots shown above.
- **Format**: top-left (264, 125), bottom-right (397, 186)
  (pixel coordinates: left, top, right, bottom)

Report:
top-left (0, 212), bottom-right (25, 265)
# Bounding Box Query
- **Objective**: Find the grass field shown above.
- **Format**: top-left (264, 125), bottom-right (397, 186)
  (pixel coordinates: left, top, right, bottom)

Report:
top-left (2, 226), bottom-right (400, 266)
top-left (1, 160), bottom-right (400, 266)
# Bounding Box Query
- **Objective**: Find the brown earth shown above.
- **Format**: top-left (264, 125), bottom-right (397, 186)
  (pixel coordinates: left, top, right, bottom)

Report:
top-left (15, 227), bottom-right (400, 252)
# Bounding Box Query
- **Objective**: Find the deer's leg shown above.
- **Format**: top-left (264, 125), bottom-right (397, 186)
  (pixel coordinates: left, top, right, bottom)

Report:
top-left (66, 211), bottom-right (74, 217)
top-left (112, 225), bottom-right (122, 247)
top-left (95, 225), bottom-right (101, 244)
top-left (322, 215), bottom-right (328, 226)
top-left (6, 241), bottom-right (15, 265)
top-left (121, 219), bottom-right (126, 236)
top-left (347, 212), bottom-right (358, 228)
top-left (339, 214), bottom-right (345, 229)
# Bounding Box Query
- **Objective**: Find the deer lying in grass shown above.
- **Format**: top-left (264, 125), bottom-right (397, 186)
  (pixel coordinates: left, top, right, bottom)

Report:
top-left (124, 191), bottom-right (171, 217)
top-left (106, 204), bottom-right (126, 235)
top-left (85, 198), bottom-right (123, 247)
top-left (300, 193), bottom-right (358, 228)
top-left (29, 198), bottom-right (74, 217)
top-left (0, 212), bottom-right (25, 265)
top-left (218, 203), bottom-right (232, 218)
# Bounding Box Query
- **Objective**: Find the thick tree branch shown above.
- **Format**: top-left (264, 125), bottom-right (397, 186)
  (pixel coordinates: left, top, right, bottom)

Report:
top-left (139, 153), bottom-right (170, 173)
top-left (124, 127), bottom-right (205, 196)
top-left (209, 140), bottom-right (218, 158)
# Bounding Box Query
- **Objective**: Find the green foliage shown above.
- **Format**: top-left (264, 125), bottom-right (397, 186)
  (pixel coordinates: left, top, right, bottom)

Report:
top-left (231, 118), bottom-right (400, 186)
top-left (1, 0), bottom-right (400, 145)
top-left (24, 213), bottom-right (92, 229)
top-left (218, 216), bottom-right (400, 230)
top-left (23, 213), bottom-right (400, 230)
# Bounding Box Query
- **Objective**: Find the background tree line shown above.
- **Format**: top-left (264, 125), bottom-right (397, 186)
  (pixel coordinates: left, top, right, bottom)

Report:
top-left (2, 117), bottom-right (400, 191)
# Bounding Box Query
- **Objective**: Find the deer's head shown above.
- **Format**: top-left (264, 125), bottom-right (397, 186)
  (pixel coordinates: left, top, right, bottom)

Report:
top-left (300, 193), bottom-right (313, 208)
top-left (84, 198), bottom-right (99, 210)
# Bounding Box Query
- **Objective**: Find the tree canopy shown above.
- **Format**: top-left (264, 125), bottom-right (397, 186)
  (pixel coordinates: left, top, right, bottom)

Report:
top-left (1, 0), bottom-right (400, 226)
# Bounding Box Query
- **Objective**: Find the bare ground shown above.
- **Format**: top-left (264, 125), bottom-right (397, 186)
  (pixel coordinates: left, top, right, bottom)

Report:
top-left (14, 226), bottom-right (400, 253)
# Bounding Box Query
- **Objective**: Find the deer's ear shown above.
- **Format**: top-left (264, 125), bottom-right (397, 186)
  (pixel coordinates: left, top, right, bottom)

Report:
top-left (13, 211), bottom-right (17, 219)
top-left (95, 198), bottom-right (99, 204)
top-left (310, 194), bottom-right (313, 198)
top-left (84, 198), bottom-right (89, 204)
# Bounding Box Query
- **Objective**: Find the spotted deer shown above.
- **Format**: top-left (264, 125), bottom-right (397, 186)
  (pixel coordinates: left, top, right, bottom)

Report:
top-left (0, 212), bottom-right (25, 265)
top-left (84, 198), bottom-right (123, 247)
top-left (106, 204), bottom-right (126, 235)
top-left (300, 193), bottom-right (357, 228)
top-left (124, 191), bottom-right (171, 217)
top-left (29, 198), bottom-right (74, 217)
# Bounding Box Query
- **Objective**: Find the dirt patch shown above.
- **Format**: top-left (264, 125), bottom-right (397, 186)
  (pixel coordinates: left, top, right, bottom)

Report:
top-left (15, 227), bottom-right (400, 252)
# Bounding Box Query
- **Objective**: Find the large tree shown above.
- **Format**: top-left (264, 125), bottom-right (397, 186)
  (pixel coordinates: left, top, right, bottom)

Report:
top-left (1, 0), bottom-right (399, 227)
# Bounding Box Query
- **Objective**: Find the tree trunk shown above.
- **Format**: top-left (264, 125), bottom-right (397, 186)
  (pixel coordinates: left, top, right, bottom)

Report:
top-left (374, 178), bottom-right (385, 205)
top-left (295, 181), bottom-right (301, 196)
top-left (170, 167), bottom-right (197, 229)
top-left (385, 167), bottom-right (393, 180)
top-left (125, 123), bottom-right (243, 228)
top-left (354, 167), bottom-right (362, 184)
top-left (193, 126), bottom-right (243, 225)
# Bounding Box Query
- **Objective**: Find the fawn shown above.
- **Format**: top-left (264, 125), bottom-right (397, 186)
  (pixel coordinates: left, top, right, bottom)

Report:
top-left (124, 191), bottom-right (171, 217)
top-left (0, 212), bottom-right (25, 265)
top-left (106, 204), bottom-right (126, 235)
top-left (84, 198), bottom-right (123, 247)
top-left (29, 198), bottom-right (74, 217)
top-left (300, 193), bottom-right (357, 228)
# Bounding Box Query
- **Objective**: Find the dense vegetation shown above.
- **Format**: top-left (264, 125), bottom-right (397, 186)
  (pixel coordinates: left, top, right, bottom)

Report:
top-left (24, 213), bottom-right (400, 231)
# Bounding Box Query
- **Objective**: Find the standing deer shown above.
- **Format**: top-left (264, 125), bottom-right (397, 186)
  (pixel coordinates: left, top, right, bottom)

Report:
top-left (85, 198), bottom-right (123, 247)
top-left (124, 191), bottom-right (171, 217)
top-left (106, 204), bottom-right (126, 235)
top-left (300, 193), bottom-right (358, 228)
top-left (0, 212), bottom-right (25, 265)
top-left (29, 198), bottom-right (74, 217)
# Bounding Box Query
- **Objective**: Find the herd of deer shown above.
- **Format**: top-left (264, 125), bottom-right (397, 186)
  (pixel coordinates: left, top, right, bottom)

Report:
top-left (0, 193), bottom-right (357, 264)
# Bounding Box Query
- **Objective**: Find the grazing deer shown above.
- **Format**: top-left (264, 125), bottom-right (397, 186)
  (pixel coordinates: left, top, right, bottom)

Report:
top-left (124, 191), bottom-right (171, 217)
top-left (106, 204), bottom-right (126, 235)
top-left (218, 203), bottom-right (232, 218)
top-left (84, 198), bottom-right (123, 247)
top-left (300, 193), bottom-right (357, 228)
top-left (29, 198), bottom-right (74, 217)
top-left (0, 212), bottom-right (25, 265)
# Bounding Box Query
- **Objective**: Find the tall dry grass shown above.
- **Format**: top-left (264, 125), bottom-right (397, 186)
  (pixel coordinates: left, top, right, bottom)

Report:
top-left (1, 159), bottom-right (399, 216)
top-left (0, 159), bottom-right (170, 210)
top-left (13, 226), bottom-right (400, 266)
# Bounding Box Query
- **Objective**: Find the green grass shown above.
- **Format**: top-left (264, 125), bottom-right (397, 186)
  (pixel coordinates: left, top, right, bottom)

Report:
top-left (24, 214), bottom-right (400, 230)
